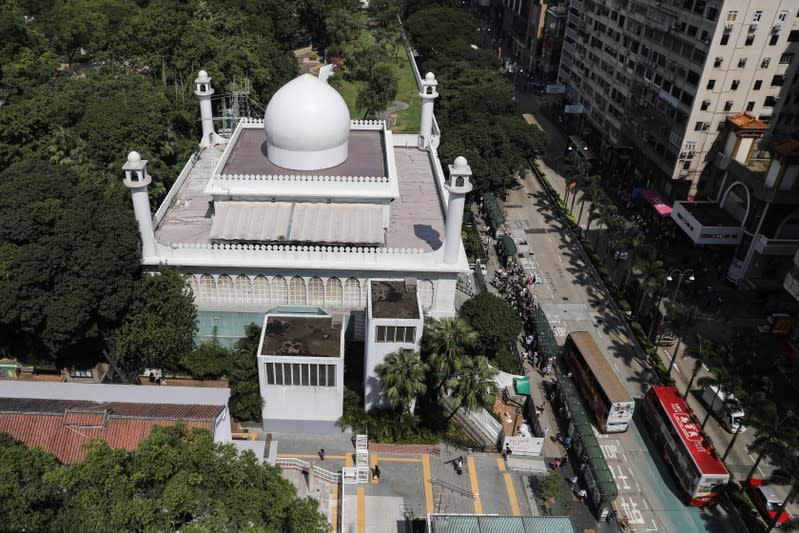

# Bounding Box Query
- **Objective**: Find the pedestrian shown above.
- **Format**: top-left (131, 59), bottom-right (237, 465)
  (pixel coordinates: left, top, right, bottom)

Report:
top-left (542, 427), bottom-right (549, 439)
top-left (569, 475), bottom-right (578, 487)
top-left (606, 509), bottom-right (618, 524)
top-left (579, 462), bottom-right (588, 473)
top-left (564, 435), bottom-right (572, 449)
top-left (372, 464), bottom-right (381, 480)
top-left (537, 402), bottom-right (547, 412)
top-left (319, 448), bottom-right (325, 461)
top-left (560, 455), bottom-right (569, 468)
top-left (551, 458), bottom-right (561, 469)
top-left (577, 488), bottom-right (587, 503)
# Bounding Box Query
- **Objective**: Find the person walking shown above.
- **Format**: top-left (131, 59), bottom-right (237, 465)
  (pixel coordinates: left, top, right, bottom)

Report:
top-left (372, 464), bottom-right (381, 480)
top-left (318, 448), bottom-right (325, 461)
top-left (563, 435), bottom-right (573, 449)
top-left (577, 488), bottom-right (587, 503)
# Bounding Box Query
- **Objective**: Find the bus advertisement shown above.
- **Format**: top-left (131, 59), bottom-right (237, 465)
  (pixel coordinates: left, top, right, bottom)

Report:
top-left (563, 332), bottom-right (635, 433)
top-left (643, 386), bottom-right (730, 507)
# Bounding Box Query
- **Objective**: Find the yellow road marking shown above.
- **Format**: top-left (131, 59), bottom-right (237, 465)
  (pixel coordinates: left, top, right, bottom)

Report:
top-left (422, 454), bottom-right (434, 514)
top-left (496, 457), bottom-right (507, 472)
top-left (466, 456), bottom-right (483, 514)
top-left (357, 486), bottom-right (366, 533)
top-left (276, 453), bottom-right (345, 460)
top-left (345, 451), bottom-right (354, 468)
top-left (503, 472), bottom-right (521, 516)
top-left (371, 453), bottom-right (379, 484)
top-left (330, 483), bottom-right (339, 530)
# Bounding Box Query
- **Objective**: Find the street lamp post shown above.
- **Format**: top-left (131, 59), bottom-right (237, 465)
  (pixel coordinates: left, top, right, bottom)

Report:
top-left (667, 268), bottom-right (695, 301)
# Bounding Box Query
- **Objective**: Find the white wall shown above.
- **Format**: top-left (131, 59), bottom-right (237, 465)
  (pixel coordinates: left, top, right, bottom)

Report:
top-left (364, 315), bottom-right (424, 410)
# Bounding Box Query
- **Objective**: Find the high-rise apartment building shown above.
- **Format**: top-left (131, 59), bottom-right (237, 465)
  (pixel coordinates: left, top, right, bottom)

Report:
top-left (557, 0), bottom-right (799, 199)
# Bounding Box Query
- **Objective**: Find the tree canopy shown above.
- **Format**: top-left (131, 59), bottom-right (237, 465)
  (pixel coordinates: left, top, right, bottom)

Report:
top-left (0, 160), bottom-right (140, 359)
top-left (458, 292), bottom-right (522, 357)
top-left (0, 425), bottom-right (329, 532)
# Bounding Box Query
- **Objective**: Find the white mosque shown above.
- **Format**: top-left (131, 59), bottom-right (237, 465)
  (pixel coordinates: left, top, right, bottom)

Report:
top-left (124, 68), bottom-right (473, 431)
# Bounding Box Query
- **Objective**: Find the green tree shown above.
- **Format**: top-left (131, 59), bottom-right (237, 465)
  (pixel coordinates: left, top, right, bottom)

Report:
top-left (664, 302), bottom-right (700, 375)
top-left (745, 400), bottom-right (799, 485)
top-left (423, 317), bottom-right (478, 394)
top-left (324, 7), bottom-right (361, 45)
top-left (0, 160), bottom-right (140, 359)
top-left (375, 350), bottom-right (427, 414)
top-left (0, 434), bottom-right (60, 531)
top-left (635, 259), bottom-right (667, 315)
top-left (459, 292), bottom-right (522, 357)
top-left (114, 266), bottom-right (197, 372)
top-left (355, 63), bottom-right (398, 118)
top-left (446, 355), bottom-right (497, 420)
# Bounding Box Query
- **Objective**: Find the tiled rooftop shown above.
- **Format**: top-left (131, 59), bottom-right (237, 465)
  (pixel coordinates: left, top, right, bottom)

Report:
top-left (261, 316), bottom-right (342, 358)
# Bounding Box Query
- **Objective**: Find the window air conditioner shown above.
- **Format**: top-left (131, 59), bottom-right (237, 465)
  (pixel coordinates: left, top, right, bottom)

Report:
top-left (749, 24), bottom-right (758, 32)
top-left (724, 23), bottom-right (734, 31)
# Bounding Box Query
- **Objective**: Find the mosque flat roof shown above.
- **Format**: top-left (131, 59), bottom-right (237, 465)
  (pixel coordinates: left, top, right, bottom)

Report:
top-left (370, 280), bottom-right (420, 319)
top-left (154, 142), bottom-right (445, 252)
top-left (261, 316), bottom-right (342, 358)
top-left (222, 128), bottom-right (386, 177)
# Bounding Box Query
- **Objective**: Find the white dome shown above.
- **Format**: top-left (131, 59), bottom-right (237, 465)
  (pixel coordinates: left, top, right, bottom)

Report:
top-left (263, 74), bottom-right (351, 170)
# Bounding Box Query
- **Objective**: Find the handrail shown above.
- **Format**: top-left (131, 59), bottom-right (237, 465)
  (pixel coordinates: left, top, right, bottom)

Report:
top-left (431, 478), bottom-right (477, 499)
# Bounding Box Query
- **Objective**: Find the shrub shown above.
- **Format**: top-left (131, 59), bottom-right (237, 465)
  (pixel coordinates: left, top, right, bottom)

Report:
top-left (726, 481), bottom-right (767, 533)
top-left (494, 347), bottom-right (519, 373)
top-left (540, 470), bottom-right (563, 502)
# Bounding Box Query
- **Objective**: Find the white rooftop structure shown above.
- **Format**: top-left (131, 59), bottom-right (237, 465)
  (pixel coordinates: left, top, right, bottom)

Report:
top-left (125, 67), bottom-right (470, 331)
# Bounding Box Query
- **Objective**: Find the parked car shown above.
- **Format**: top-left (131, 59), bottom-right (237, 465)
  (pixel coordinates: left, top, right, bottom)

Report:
top-left (613, 250), bottom-right (630, 261)
top-left (747, 479), bottom-right (791, 528)
top-left (655, 333), bottom-right (676, 347)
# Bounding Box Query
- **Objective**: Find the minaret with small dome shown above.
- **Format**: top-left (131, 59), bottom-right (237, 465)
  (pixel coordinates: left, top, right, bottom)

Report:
top-left (122, 151), bottom-right (155, 258)
top-left (418, 72), bottom-right (438, 149)
top-left (195, 70), bottom-right (219, 148)
top-left (443, 156), bottom-right (473, 264)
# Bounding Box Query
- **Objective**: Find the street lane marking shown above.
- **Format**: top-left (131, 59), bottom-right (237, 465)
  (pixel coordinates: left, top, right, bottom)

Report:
top-left (467, 456), bottom-right (483, 514)
top-left (496, 457), bottom-right (507, 471)
top-left (330, 483), bottom-right (338, 530)
top-left (497, 460), bottom-right (521, 516)
top-left (422, 454), bottom-right (434, 514)
top-left (357, 486), bottom-right (366, 533)
top-left (346, 451), bottom-right (354, 468)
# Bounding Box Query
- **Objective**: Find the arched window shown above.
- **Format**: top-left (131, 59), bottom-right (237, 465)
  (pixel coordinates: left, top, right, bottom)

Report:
top-left (271, 276), bottom-right (288, 304)
top-left (189, 277), bottom-right (200, 302)
top-left (235, 275), bottom-right (253, 304)
top-left (308, 277), bottom-right (325, 306)
top-left (289, 276), bottom-right (307, 304)
top-left (253, 276), bottom-right (269, 303)
top-left (343, 278), bottom-right (362, 307)
top-left (198, 274), bottom-right (215, 301)
top-left (217, 275), bottom-right (234, 302)
top-left (721, 183), bottom-right (749, 225)
top-left (326, 277), bottom-right (343, 307)
top-left (419, 280), bottom-right (434, 312)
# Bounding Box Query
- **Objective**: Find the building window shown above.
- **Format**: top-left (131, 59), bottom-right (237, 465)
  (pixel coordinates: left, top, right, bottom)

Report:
top-left (707, 79), bottom-right (716, 89)
top-left (761, 58), bottom-right (771, 68)
top-left (198, 274), bottom-right (215, 301)
top-left (746, 101), bottom-right (755, 111)
top-left (683, 160), bottom-right (691, 170)
top-left (778, 11), bottom-right (788, 22)
top-left (780, 53), bottom-right (794, 64)
top-left (770, 34), bottom-right (779, 46)
top-left (253, 275), bottom-right (269, 303)
top-left (236, 275), bottom-right (253, 304)
top-left (694, 121), bottom-right (710, 131)
top-left (720, 34), bottom-right (730, 45)
top-left (376, 325), bottom-right (417, 343)
top-left (265, 363), bottom-right (336, 387)
top-left (308, 277), bottom-right (325, 306)
top-left (343, 277), bottom-right (362, 307)
top-left (731, 80), bottom-right (740, 90)
top-left (325, 277), bottom-right (343, 306)
top-left (772, 75), bottom-right (785, 87)
top-left (725, 10), bottom-right (737, 21)
top-left (754, 80), bottom-right (762, 90)
top-left (217, 275), bottom-right (234, 303)
top-left (764, 96), bottom-right (777, 107)
top-left (289, 276), bottom-right (306, 305)
top-left (271, 276), bottom-right (288, 304)
top-left (724, 101), bottom-right (733, 111)
top-left (714, 57), bottom-right (723, 67)
top-left (745, 34), bottom-right (754, 46)
top-left (737, 58), bottom-right (747, 68)
top-left (717, 122), bottom-right (725, 131)
top-left (700, 100), bottom-right (710, 111)
top-left (752, 11), bottom-right (762, 22)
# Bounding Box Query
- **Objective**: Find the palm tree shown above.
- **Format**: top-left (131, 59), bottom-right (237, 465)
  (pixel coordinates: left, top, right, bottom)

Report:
top-left (665, 302), bottom-right (700, 375)
top-left (623, 237), bottom-right (655, 288)
top-left (423, 317), bottom-right (478, 394)
top-left (763, 452), bottom-right (799, 532)
top-left (446, 356), bottom-right (498, 421)
top-left (684, 356), bottom-right (704, 400)
top-left (576, 176), bottom-right (601, 226)
top-left (636, 259), bottom-right (667, 315)
top-left (745, 399), bottom-right (799, 485)
top-left (596, 205), bottom-right (620, 249)
top-left (584, 189), bottom-right (605, 234)
top-left (374, 350), bottom-right (427, 414)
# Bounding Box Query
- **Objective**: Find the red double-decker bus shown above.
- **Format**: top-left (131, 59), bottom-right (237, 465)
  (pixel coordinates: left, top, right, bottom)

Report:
top-left (642, 386), bottom-right (730, 507)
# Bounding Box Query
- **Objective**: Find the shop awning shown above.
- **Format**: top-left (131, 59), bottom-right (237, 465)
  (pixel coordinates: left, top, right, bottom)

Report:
top-left (640, 189), bottom-right (672, 217)
top-left (514, 376), bottom-right (531, 396)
